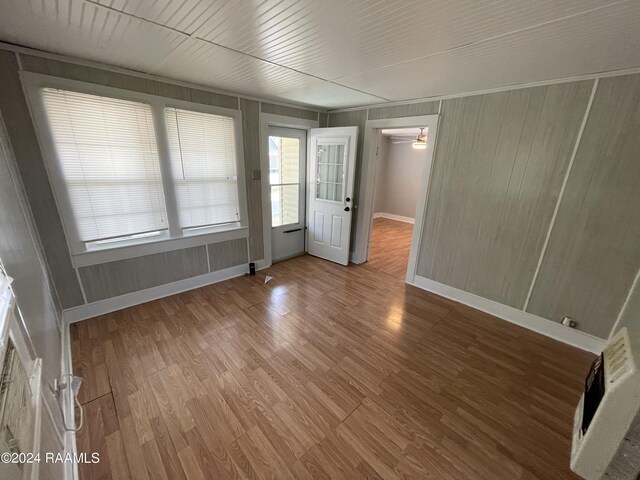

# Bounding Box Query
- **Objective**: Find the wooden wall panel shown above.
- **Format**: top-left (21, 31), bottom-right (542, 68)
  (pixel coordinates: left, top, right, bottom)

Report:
top-left (327, 109), bottom-right (367, 248)
top-left (416, 81), bottom-right (593, 308)
top-left (79, 247), bottom-right (208, 302)
top-left (240, 98), bottom-right (264, 261)
top-left (190, 88), bottom-right (238, 109)
top-left (261, 102), bottom-right (318, 121)
top-left (0, 50), bottom-right (85, 308)
top-left (208, 238), bottom-right (249, 271)
top-left (527, 74), bottom-right (640, 337)
top-left (368, 101), bottom-right (439, 120)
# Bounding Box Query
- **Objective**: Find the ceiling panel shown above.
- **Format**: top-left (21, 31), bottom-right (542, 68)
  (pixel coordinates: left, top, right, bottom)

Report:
top-left (0, 0), bottom-right (638, 109)
top-left (0, 0), bottom-right (186, 73)
top-left (150, 37), bottom-right (321, 102)
top-left (337, 1), bottom-right (640, 102)
top-left (274, 80), bottom-right (385, 109)
top-left (191, 0), bottom-right (617, 80)
top-left (95, 0), bottom-right (228, 35)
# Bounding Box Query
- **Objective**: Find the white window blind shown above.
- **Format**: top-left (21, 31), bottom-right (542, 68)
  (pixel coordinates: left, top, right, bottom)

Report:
top-left (165, 107), bottom-right (240, 230)
top-left (41, 88), bottom-right (167, 243)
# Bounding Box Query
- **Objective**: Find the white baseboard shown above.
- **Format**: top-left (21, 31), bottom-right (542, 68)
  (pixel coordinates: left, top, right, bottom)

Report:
top-left (373, 212), bottom-right (415, 224)
top-left (410, 275), bottom-right (605, 353)
top-left (63, 263), bottom-right (249, 323)
top-left (254, 258), bottom-right (271, 271)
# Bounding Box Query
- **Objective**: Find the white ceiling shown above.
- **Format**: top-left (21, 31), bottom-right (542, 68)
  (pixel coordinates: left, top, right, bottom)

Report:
top-left (0, 0), bottom-right (639, 109)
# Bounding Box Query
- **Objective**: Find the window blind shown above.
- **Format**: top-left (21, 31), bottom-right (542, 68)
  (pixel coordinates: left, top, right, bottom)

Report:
top-left (41, 88), bottom-right (167, 243)
top-left (165, 107), bottom-right (240, 230)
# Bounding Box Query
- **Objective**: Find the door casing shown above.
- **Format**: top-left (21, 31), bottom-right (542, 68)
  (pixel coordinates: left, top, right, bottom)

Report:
top-left (259, 113), bottom-right (318, 268)
top-left (268, 125), bottom-right (307, 262)
top-left (353, 114), bottom-right (440, 283)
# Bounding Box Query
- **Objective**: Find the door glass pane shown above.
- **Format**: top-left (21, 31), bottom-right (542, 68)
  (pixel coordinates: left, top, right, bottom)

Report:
top-left (271, 185), bottom-right (299, 227)
top-left (316, 143), bottom-right (345, 202)
top-left (269, 136), bottom-right (299, 185)
top-left (269, 135), bottom-right (300, 227)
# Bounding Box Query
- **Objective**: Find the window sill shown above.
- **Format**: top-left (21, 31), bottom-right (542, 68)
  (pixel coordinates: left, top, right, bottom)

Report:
top-left (71, 225), bottom-right (249, 268)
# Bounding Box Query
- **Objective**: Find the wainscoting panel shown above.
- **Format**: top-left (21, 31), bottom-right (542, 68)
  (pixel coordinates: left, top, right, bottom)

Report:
top-left (208, 238), bottom-right (249, 271)
top-left (78, 246), bottom-right (208, 302)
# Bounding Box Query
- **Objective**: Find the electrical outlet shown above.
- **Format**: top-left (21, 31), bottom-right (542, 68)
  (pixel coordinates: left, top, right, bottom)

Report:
top-left (562, 316), bottom-right (577, 328)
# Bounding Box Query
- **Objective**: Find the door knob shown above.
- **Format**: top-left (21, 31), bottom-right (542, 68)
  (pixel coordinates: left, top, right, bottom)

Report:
top-left (344, 206), bottom-right (350, 212)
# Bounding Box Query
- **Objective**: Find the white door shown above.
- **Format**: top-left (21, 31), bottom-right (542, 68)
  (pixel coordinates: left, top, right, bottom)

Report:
top-left (307, 127), bottom-right (358, 265)
top-left (268, 126), bottom-right (307, 262)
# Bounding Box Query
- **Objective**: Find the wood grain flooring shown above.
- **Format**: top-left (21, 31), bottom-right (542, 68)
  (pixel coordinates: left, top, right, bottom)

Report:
top-left (71, 223), bottom-right (594, 479)
top-left (367, 217), bottom-right (414, 279)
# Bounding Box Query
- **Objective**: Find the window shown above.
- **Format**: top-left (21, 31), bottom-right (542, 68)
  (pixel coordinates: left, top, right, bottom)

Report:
top-left (41, 88), bottom-right (168, 243)
top-left (269, 135), bottom-right (300, 227)
top-left (165, 108), bottom-right (240, 231)
top-left (32, 81), bottom-right (246, 258)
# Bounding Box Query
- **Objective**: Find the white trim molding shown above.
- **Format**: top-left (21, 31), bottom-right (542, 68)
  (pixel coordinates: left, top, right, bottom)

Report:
top-left (354, 115), bottom-right (439, 268)
top-left (523, 78), bottom-right (599, 310)
top-left (410, 274), bottom-right (605, 354)
top-left (328, 66), bottom-right (640, 115)
top-left (60, 322), bottom-right (78, 480)
top-left (1, 42), bottom-right (327, 115)
top-left (258, 112), bottom-right (319, 268)
top-left (372, 212), bottom-right (415, 224)
top-left (21, 71), bottom-right (250, 264)
top-left (63, 263), bottom-right (249, 323)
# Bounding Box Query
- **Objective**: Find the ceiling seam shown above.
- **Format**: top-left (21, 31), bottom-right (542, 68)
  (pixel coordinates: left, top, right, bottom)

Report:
top-left (82, 0), bottom-right (390, 102)
top-left (330, 0), bottom-right (632, 81)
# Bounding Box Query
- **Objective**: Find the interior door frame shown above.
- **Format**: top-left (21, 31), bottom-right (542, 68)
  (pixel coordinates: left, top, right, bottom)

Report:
top-left (259, 112), bottom-right (318, 268)
top-left (352, 114), bottom-right (440, 283)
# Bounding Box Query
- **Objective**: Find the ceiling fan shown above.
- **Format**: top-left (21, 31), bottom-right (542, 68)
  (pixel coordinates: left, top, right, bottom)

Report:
top-left (388, 127), bottom-right (427, 149)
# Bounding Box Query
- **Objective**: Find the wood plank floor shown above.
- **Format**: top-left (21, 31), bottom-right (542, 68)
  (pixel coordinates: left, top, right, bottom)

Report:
top-left (71, 222), bottom-right (594, 480)
top-left (367, 217), bottom-right (414, 279)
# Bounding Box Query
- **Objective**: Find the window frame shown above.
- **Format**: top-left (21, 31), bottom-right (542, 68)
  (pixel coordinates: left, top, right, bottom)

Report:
top-left (268, 126), bottom-right (307, 228)
top-left (21, 72), bottom-right (249, 267)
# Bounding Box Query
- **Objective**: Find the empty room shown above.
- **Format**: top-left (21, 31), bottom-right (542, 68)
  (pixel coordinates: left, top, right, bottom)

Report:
top-left (0, 1), bottom-right (638, 480)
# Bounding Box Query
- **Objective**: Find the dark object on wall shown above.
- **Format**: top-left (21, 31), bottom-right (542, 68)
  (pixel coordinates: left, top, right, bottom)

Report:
top-left (249, 262), bottom-right (256, 276)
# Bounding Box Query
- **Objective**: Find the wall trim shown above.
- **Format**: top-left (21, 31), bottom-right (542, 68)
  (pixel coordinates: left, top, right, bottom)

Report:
top-left (63, 263), bottom-right (249, 323)
top-left (610, 264), bottom-right (640, 339)
top-left (328, 66), bottom-right (640, 114)
top-left (254, 258), bottom-right (271, 271)
top-left (410, 274), bottom-right (605, 353)
top-left (0, 42), bottom-right (327, 114)
top-left (61, 322), bottom-right (78, 480)
top-left (523, 78), bottom-right (599, 310)
top-left (353, 115), bottom-right (439, 265)
top-left (372, 212), bottom-right (415, 224)
top-left (258, 113), bottom-right (319, 268)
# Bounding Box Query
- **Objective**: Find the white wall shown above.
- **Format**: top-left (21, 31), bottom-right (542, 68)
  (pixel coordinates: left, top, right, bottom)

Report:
top-left (373, 137), bottom-right (425, 220)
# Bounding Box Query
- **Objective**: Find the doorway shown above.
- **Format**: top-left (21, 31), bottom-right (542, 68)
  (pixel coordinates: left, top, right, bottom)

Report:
top-left (350, 114), bottom-right (439, 283)
top-left (268, 126), bottom-right (307, 262)
top-left (368, 127), bottom-right (426, 278)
